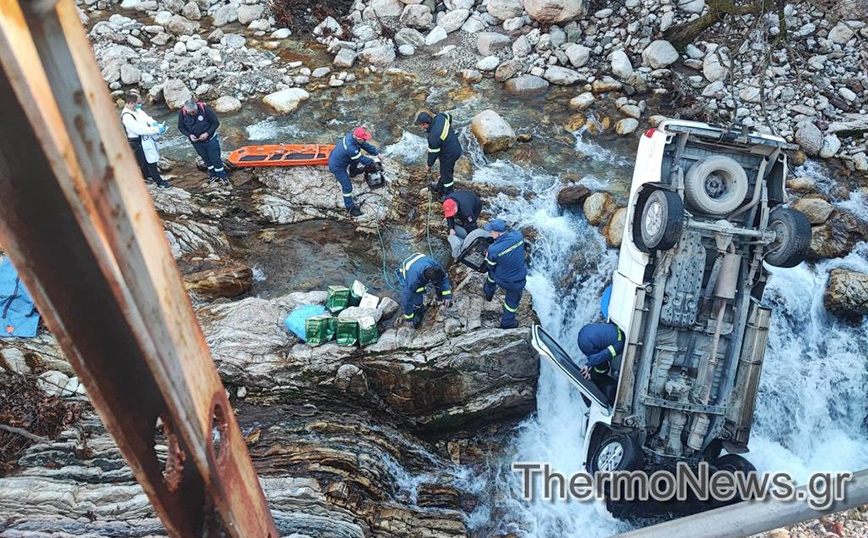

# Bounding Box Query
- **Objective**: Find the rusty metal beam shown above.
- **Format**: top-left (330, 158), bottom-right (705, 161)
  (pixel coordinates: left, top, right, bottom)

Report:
top-left (0, 1), bottom-right (278, 537)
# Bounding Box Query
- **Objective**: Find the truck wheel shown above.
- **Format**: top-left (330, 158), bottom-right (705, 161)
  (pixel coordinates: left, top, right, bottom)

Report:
top-left (714, 454), bottom-right (757, 474)
top-left (633, 188), bottom-right (684, 253)
top-left (765, 207), bottom-right (812, 268)
top-left (589, 431), bottom-right (642, 473)
top-left (684, 156), bottom-right (749, 216)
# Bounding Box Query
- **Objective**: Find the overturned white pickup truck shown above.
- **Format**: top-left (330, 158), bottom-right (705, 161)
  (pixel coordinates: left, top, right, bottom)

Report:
top-left (532, 120), bottom-right (812, 497)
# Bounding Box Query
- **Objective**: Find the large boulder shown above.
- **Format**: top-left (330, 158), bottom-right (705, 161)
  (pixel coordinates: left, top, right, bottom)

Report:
top-left (582, 192), bottom-right (616, 225)
top-left (602, 207), bottom-right (627, 247)
top-left (824, 269), bottom-right (868, 316)
top-left (199, 284), bottom-right (538, 429)
top-left (641, 40), bottom-right (679, 68)
top-left (213, 95), bottom-right (242, 113)
top-left (504, 75), bottom-right (549, 97)
top-left (487, 0), bottom-right (523, 20)
top-left (791, 196), bottom-right (833, 225)
top-left (524, 0), bottom-right (586, 23)
top-left (565, 44), bottom-right (590, 67)
top-left (183, 262), bottom-right (254, 299)
top-left (808, 209), bottom-right (867, 259)
top-left (262, 88), bottom-right (310, 114)
top-left (795, 121), bottom-right (823, 156)
top-left (370, 0), bottom-right (403, 17)
top-left (703, 49), bottom-right (730, 82)
top-left (211, 3), bottom-right (237, 26)
top-left (543, 66), bottom-right (581, 85)
top-left (610, 49), bottom-right (633, 80)
top-left (470, 110), bottom-right (517, 154)
top-left (165, 14), bottom-right (199, 35)
top-left (557, 185), bottom-right (591, 209)
top-left (162, 78), bottom-right (191, 110)
top-left (237, 3), bottom-right (263, 24)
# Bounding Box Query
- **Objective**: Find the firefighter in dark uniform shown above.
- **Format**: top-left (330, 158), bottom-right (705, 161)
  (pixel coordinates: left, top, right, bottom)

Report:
top-left (443, 189), bottom-right (484, 258)
top-left (397, 253), bottom-right (453, 329)
top-left (482, 219), bottom-right (527, 329)
top-left (415, 111), bottom-right (463, 196)
top-left (328, 127), bottom-right (379, 217)
top-left (577, 322), bottom-right (624, 404)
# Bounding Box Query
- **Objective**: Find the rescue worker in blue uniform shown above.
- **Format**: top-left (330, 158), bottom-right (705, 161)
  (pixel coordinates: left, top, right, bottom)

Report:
top-left (328, 127), bottom-right (379, 217)
top-left (482, 219), bottom-right (527, 329)
top-left (415, 111), bottom-right (462, 196)
top-left (397, 253), bottom-right (453, 329)
top-left (577, 322), bottom-right (624, 404)
top-left (178, 98), bottom-right (227, 184)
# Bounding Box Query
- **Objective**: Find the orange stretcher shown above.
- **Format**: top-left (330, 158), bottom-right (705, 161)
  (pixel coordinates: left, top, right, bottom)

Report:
top-left (226, 143), bottom-right (334, 168)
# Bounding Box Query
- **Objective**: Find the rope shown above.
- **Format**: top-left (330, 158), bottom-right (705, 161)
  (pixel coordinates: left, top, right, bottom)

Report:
top-left (374, 219), bottom-right (401, 292)
top-left (425, 180), bottom-right (435, 258)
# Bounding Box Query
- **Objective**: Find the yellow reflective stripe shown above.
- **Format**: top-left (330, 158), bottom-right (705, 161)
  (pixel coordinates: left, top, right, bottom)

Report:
top-left (608, 345), bottom-right (617, 358)
top-left (342, 191), bottom-right (353, 197)
top-left (342, 136), bottom-right (362, 159)
top-left (487, 275), bottom-right (495, 283)
top-left (442, 181), bottom-right (454, 187)
top-left (440, 114), bottom-right (450, 141)
top-left (405, 313), bottom-right (415, 319)
top-left (593, 365), bottom-right (609, 373)
top-left (416, 286), bottom-right (425, 293)
top-left (503, 301), bottom-right (518, 313)
top-left (441, 290), bottom-right (452, 296)
top-left (350, 151), bottom-right (362, 159)
top-left (497, 240), bottom-right (524, 257)
top-left (428, 148), bottom-right (441, 153)
top-left (486, 258), bottom-right (497, 266)
top-left (617, 326), bottom-right (622, 342)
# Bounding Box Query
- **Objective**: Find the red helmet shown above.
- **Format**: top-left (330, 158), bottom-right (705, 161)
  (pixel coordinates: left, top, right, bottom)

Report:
top-left (353, 127), bottom-right (372, 141)
top-left (442, 198), bottom-right (457, 217)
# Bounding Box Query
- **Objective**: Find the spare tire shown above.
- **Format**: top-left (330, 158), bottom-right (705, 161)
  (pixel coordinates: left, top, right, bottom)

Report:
top-left (765, 207), bottom-right (812, 268)
top-left (684, 156), bottom-right (749, 216)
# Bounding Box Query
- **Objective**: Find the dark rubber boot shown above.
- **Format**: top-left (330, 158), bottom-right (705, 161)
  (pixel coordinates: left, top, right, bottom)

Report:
top-left (349, 206), bottom-right (362, 217)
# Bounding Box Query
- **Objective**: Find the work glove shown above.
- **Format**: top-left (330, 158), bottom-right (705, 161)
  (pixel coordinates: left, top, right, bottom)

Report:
top-left (158, 123), bottom-right (167, 135)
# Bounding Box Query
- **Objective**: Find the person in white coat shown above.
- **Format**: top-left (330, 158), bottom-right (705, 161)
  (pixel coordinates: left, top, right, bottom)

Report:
top-left (121, 93), bottom-right (171, 189)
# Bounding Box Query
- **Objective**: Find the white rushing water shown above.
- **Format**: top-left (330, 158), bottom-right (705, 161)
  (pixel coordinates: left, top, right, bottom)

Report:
top-left (463, 137), bottom-right (868, 537)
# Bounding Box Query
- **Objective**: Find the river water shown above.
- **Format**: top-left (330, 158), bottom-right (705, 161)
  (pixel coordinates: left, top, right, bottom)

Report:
top-left (153, 64), bottom-right (867, 536)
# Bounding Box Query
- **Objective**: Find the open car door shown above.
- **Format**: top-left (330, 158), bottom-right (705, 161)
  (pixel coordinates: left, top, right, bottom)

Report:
top-left (530, 325), bottom-right (612, 415)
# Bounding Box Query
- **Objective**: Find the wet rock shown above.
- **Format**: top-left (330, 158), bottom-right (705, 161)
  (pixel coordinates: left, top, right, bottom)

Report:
top-left (602, 207), bottom-right (626, 247)
top-left (808, 210), bottom-right (867, 260)
top-left (262, 88), bottom-right (310, 114)
top-left (495, 59), bottom-right (522, 82)
top-left (359, 38), bottom-right (396, 66)
top-left (183, 262), bottom-right (254, 299)
top-left (787, 176), bottom-right (817, 193)
top-left (476, 31), bottom-right (512, 56)
top-left (570, 91), bottom-right (595, 110)
top-left (619, 104), bottom-right (641, 119)
top-left (592, 76), bottom-right (622, 93)
top-left (487, 0), bottom-right (523, 21)
top-left (439, 8), bottom-right (470, 33)
top-left (213, 95), bottom-right (241, 113)
top-left (556, 185), bottom-right (591, 208)
top-left (795, 121), bottom-right (823, 156)
top-left (792, 196), bottom-right (833, 224)
top-left (824, 269), bottom-right (868, 316)
top-left (642, 40), bottom-right (679, 69)
top-left (583, 192), bottom-right (616, 225)
top-left (615, 118), bottom-right (639, 136)
top-left (543, 66), bottom-right (581, 85)
top-left (611, 49), bottom-right (633, 80)
top-left (334, 364), bottom-right (368, 394)
top-left (162, 78), bottom-right (191, 110)
top-left (471, 109), bottom-right (517, 154)
top-left (504, 75), bottom-right (549, 97)
top-left (524, 0), bottom-right (586, 24)
top-left (401, 4), bottom-right (434, 29)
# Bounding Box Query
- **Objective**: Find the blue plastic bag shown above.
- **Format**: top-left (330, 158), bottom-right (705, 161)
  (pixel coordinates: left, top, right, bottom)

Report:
top-left (284, 304), bottom-right (327, 341)
top-left (1, 257), bottom-right (40, 338)
top-left (600, 283), bottom-right (612, 320)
